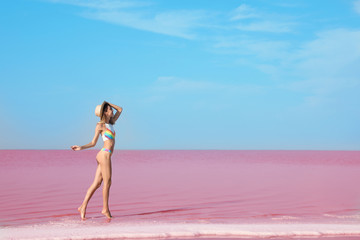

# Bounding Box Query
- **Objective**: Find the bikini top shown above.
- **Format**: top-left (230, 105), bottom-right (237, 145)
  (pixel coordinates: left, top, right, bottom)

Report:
top-left (102, 123), bottom-right (116, 141)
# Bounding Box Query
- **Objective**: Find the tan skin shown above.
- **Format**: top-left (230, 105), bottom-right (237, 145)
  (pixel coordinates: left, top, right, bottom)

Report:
top-left (71, 102), bottom-right (123, 220)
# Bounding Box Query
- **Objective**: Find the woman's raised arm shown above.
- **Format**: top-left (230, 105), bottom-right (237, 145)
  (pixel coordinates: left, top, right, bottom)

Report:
top-left (109, 102), bottom-right (123, 123)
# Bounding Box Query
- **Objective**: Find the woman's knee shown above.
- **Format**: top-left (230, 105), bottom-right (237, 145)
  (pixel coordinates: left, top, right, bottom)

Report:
top-left (103, 178), bottom-right (112, 187)
top-left (92, 180), bottom-right (102, 189)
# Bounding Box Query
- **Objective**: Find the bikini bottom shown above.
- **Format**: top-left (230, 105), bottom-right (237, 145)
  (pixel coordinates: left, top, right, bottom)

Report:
top-left (101, 148), bottom-right (112, 154)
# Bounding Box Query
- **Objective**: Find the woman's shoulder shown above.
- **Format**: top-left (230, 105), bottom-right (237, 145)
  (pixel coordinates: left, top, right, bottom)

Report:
top-left (96, 122), bottom-right (105, 130)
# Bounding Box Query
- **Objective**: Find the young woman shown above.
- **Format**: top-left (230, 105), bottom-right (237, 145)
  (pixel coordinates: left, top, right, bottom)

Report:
top-left (71, 101), bottom-right (123, 220)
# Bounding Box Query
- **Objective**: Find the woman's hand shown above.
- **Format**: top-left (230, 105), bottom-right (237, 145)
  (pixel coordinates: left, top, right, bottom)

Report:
top-left (71, 145), bottom-right (82, 151)
top-left (108, 102), bottom-right (123, 112)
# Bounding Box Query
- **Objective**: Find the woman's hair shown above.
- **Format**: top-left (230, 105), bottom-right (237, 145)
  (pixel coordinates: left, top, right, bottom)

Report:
top-left (100, 103), bottom-right (115, 124)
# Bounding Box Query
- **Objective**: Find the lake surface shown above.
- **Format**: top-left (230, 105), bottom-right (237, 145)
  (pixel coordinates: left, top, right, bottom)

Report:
top-left (1, 150), bottom-right (360, 239)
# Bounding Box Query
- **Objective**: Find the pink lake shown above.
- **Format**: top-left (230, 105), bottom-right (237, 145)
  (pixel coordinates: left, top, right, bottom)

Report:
top-left (1, 150), bottom-right (360, 239)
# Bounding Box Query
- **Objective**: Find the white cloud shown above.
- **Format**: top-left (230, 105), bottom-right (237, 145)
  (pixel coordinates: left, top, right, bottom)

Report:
top-left (230, 4), bottom-right (259, 20)
top-left (47, 0), bottom-right (208, 39)
top-left (354, 0), bottom-right (360, 14)
top-left (275, 2), bottom-right (304, 8)
top-left (229, 4), bottom-right (295, 33)
top-left (83, 10), bottom-right (206, 39)
top-left (215, 28), bottom-right (360, 96)
top-left (48, 1), bottom-right (296, 38)
top-left (213, 37), bottom-right (290, 61)
top-left (47, 0), bottom-right (148, 9)
top-left (213, 27), bottom-right (360, 111)
top-left (236, 20), bottom-right (293, 33)
top-left (281, 28), bottom-right (360, 110)
top-left (141, 76), bottom-right (268, 112)
top-left (45, 0), bottom-right (360, 100)
top-left (294, 29), bottom-right (360, 80)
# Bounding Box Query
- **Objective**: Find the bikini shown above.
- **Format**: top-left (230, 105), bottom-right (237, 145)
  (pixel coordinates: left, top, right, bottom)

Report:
top-left (101, 123), bottom-right (115, 154)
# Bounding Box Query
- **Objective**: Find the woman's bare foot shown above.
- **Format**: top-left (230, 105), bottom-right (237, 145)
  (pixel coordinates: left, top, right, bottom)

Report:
top-left (78, 204), bottom-right (86, 220)
top-left (101, 209), bottom-right (112, 219)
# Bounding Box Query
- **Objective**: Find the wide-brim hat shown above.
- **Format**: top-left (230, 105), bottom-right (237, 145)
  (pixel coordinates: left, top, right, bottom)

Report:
top-left (95, 101), bottom-right (109, 118)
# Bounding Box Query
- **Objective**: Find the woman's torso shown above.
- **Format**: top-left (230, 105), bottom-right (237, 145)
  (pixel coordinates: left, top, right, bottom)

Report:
top-left (101, 123), bottom-right (115, 153)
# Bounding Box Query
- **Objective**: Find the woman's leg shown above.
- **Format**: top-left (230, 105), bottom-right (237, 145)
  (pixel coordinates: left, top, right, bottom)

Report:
top-left (78, 163), bottom-right (103, 219)
top-left (98, 152), bottom-right (112, 218)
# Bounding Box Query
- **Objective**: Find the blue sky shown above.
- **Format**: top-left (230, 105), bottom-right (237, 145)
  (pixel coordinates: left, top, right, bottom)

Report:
top-left (1, 0), bottom-right (359, 150)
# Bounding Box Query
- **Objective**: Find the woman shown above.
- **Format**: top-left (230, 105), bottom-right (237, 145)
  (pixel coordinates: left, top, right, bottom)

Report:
top-left (71, 101), bottom-right (123, 220)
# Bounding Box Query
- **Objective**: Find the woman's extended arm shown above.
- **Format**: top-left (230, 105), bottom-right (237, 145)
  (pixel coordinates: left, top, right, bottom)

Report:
top-left (109, 102), bottom-right (123, 123)
top-left (71, 123), bottom-right (102, 151)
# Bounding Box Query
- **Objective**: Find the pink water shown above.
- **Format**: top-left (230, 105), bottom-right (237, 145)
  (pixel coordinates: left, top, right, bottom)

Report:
top-left (1, 150), bottom-right (360, 239)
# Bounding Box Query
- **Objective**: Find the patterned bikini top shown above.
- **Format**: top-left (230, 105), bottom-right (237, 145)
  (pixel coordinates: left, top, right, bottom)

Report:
top-left (102, 123), bottom-right (115, 141)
